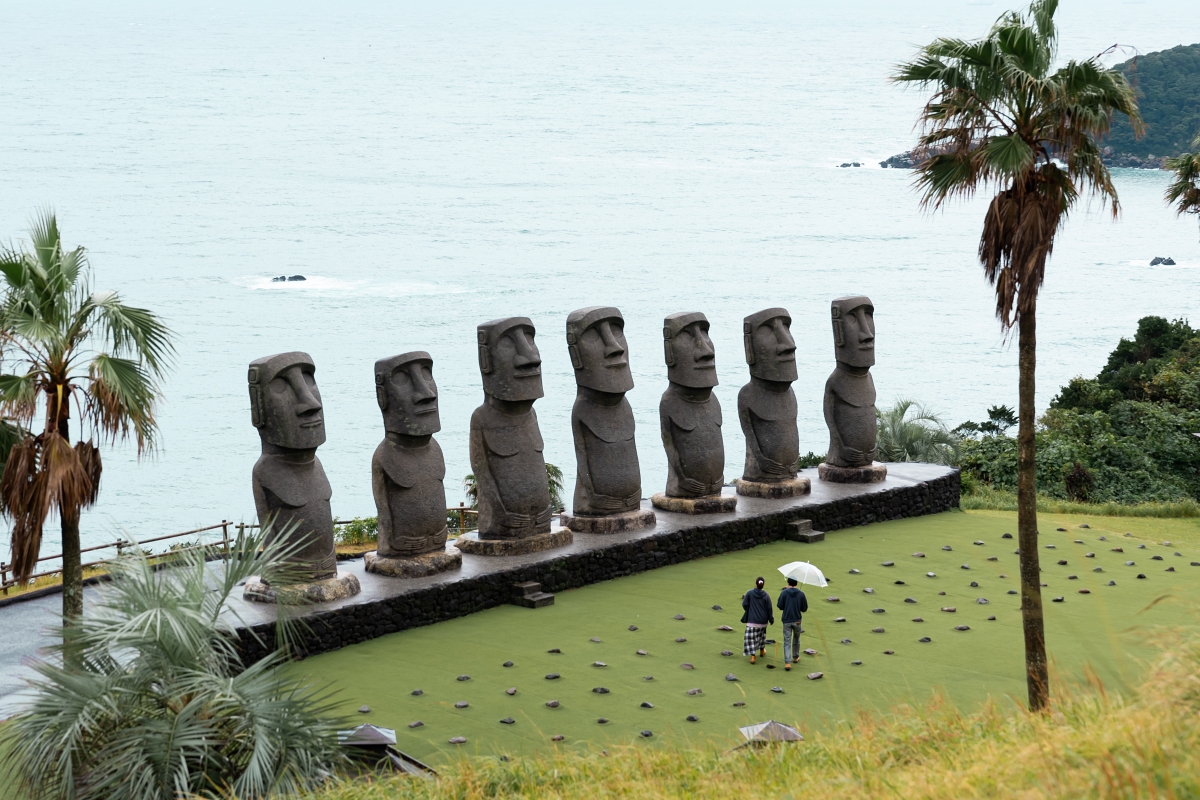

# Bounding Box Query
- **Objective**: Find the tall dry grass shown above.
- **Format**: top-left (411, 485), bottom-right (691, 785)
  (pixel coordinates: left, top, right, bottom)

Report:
top-left (308, 631), bottom-right (1200, 799)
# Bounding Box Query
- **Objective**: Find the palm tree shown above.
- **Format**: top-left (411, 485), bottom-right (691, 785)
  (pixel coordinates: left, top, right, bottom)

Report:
top-left (876, 399), bottom-right (960, 465)
top-left (1164, 133), bottom-right (1200, 234)
top-left (0, 211), bottom-right (173, 622)
top-left (894, 0), bottom-right (1140, 711)
top-left (0, 525), bottom-right (345, 799)
top-left (462, 462), bottom-right (565, 511)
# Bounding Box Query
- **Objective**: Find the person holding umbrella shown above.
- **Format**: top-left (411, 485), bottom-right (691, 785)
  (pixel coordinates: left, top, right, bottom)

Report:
top-left (776, 577), bottom-right (809, 670)
top-left (741, 576), bottom-right (774, 664)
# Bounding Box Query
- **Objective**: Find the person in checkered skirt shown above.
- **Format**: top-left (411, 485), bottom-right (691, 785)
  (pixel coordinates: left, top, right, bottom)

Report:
top-left (741, 576), bottom-right (774, 663)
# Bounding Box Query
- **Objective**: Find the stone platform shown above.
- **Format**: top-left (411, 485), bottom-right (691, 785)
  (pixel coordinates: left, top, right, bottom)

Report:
top-left (230, 463), bottom-right (959, 664)
top-left (364, 545), bottom-right (462, 578)
top-left (651, 492), bottom-right (738, 514)
top-left (560, 508), bottom-right (657, 534)
top-left (242, 572), bottom-right (361, 604)
top-left (736, 477), bottom-right (811, 499)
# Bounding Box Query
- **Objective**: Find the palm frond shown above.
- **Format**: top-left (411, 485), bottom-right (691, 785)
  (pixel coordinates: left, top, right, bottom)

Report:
top-left (87, 354), bottom-right (159, 453)
top-left (876, 399), bottom-right (962, 466)
top-left (90, 293), bottom-right (175, 376)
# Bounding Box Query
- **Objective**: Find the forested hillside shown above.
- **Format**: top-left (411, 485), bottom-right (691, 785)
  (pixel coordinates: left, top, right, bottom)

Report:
top-left (1106, 43), bottom-right (1200, 160)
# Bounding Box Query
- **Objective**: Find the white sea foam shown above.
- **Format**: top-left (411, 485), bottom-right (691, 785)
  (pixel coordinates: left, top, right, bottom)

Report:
top-left (234, 275), bottom-right (471, 296)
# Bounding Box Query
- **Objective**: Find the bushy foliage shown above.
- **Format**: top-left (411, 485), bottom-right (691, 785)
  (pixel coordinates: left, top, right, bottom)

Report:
top-left (876, 399), bottom-right (960, 466)
top-left (334, 517), bottom-right (378, 546)
top-left (0, 527), bottom-right (345, 799)
top-left (961, 316), bottom-right (1200, 503)
top-left (1106, 43), bottom-right (1200, 159)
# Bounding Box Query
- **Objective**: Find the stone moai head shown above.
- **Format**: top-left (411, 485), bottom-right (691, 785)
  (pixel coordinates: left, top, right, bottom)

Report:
top-left (478, 317), bottom-right (544, 401)
top-left (375, 351), bottom-right (441, 436)
top-left (664, 311), bottom-right (718, 389)
top-left (566, 306), bottom-right (634, 394)
top-left (248, 351), bottom-right (326, 450)
top-left (831, 296), bottom-right (875, 369)
top-left (744, 307), bottom-right (798, 382)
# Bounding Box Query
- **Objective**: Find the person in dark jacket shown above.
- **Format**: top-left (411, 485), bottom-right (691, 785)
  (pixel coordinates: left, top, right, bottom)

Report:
top-left (741, 576), bottom-right (774, 664)
top-left (776, 577), bottom-right (809, 670)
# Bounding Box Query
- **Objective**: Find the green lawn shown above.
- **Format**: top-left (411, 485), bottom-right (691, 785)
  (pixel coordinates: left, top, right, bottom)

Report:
top-left (288, 509), bottom-right (1200, 767)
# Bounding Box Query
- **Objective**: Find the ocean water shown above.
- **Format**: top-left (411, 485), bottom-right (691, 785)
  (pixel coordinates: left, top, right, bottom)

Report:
top-left (1, 0), bottom-right (1199, 562)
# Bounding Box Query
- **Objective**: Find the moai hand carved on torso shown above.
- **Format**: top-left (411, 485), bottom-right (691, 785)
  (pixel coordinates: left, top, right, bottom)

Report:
top-left (248, 352), bottom-right (337, 581)
top-left (470, 317), bottom-right (553, 539)
top-left (824, 296), bottom-right (879, 467)
top-left (739, 308), bottom-right (800, 483)
top-left (371, 352), bottom-right (450, 557)
top-left (660, 312), bottom-right (725, 498)
top-left (566, 306), bottom-right (642, 515)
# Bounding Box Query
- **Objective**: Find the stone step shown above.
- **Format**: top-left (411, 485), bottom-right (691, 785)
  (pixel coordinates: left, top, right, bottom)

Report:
top-left (513, 581), bottom-right (543, 597)
top-left (515, 591), bottom-right (555, 609)
top-left (785, 520), bottom-right (824, 543)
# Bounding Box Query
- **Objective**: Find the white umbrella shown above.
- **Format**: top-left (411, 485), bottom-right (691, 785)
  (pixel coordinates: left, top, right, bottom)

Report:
top-left (739, 720), bottom-right (804, 743)
top-left (777, 560), bottom-right (828, 587)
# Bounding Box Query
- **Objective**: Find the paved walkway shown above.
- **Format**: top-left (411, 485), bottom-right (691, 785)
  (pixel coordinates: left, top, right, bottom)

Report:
top-left (0, 589), bottom-right (81, 718)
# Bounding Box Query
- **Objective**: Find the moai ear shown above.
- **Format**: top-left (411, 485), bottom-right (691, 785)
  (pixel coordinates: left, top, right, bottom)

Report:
top-left (478, 330), bottom-right (492, 374)
top-left (248, 366), bottom-right (264, 427)
top-left (566, 331), bottom-right (583, 370)
top-left (375, 372), bottom-right (388, 411)
top-left (831, 306), bottom-right (844, 347)
top-left (743, 322), bottom-right (755, 365)
top-left (663, 326), bottom-right (675, 367)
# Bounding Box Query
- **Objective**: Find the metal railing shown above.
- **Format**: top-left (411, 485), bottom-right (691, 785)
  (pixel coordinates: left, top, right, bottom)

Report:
top-left (0, 505), bottom-right (481, 595)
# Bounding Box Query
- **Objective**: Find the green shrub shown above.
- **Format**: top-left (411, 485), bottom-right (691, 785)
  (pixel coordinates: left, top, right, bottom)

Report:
top-left (335, 517), bottom-right (378, 546)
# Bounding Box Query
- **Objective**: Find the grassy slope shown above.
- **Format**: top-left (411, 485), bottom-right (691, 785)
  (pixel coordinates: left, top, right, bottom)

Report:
top-left (288, 509), bottom-right (1200, 769)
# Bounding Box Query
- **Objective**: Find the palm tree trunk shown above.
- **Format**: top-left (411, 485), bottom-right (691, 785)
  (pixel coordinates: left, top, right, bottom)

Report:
top-left (61, 507), bottom-right (83, 622)
top-left (1017, 306), bottom-right (1049, 711)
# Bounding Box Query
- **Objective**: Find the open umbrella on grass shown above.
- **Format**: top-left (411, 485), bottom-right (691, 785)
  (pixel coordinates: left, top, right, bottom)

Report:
top-left (777, 561), bottom-right (828, 588)
top-left (737, 720), bottom-right (804, 748)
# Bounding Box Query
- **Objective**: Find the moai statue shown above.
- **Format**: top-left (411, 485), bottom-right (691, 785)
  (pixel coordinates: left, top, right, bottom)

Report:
top-left (559, 307), bottom-right (656, 533)
top-left (651, 312), bottom-right (737, 514)
top-left (456, 317), bottom-right (573, 555)
top-left (737, 308), bottom-right (810, 499)
top-left (363, 351), bottom-right (463, 578)
top-left (819, 296), bottom-right (887, 483)
top-left (244, 352), bottom-right (361, 603)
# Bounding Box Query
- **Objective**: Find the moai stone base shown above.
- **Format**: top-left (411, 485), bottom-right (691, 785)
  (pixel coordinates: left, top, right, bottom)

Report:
top-left (736, 477), bottom-right (811, 499)
top-left (243, 572), bottom-right (361, 604)
top-left (455, 527), bottom-right (574, 556)
top-left (784, 519), bottom-right (825, 543)
top-left (559, 508), bottom-right (657, 534)
top-left (651, 492), bottom-right (738, 514)
top-left (512, 581), bottom-right (555, 608)
top-left (818, 462), bottom-right (887, 483)
top-left (364, 539), bottom-right (462, 578)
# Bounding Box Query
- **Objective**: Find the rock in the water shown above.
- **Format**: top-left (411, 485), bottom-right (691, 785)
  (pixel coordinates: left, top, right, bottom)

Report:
top-left (455, 701), bottom-right (469, 708)
top-left (771, 686), bottom-right (785, 693)
top-left (674, 614), bottom-right (685, 620)
top-left (680, 663), bottom-right (695, 670)
top-left (546, 700), bottom-right (560, 708)
top-left (592, 687), bottom-right (610, 694)
top-left (287, 275), bottom-right (306, 282)
top-left (726, 673), bottom-right (739, 681)
top-left (449, 736), bottom-right (467, 744)
top-left (640, 730), bottom-right (653, 738)
top-left (408, 721), bottom-right (424, 728)
top-left (686, 714), bottom-right (699, 722)
top-left (545, 673), bottom-right (560, 680)
top-left (919, 637), bottom-right (931, 643)
top-left (358, 705), bottom-right (370, 714)
top-left (641, 701), bottom-right (654, 708)
top-left (457, 675), bottom-right (470, 681)
top-left (506, 687), bottom-right (517, 696)
top-left (851, 660), bottom-right (863, 666)
top-left (503, 661), bottom-right (514, 667)
top-left (411, 689), bottom-right (424, 696)
top-left (593, 661), bottom-right (608, 668)
top-left (687, 688), bottom-right (702, 695)
top-left (637, 649), bottom-right (649, 656)
top-left (500, 717), bottom-right (515, 725)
